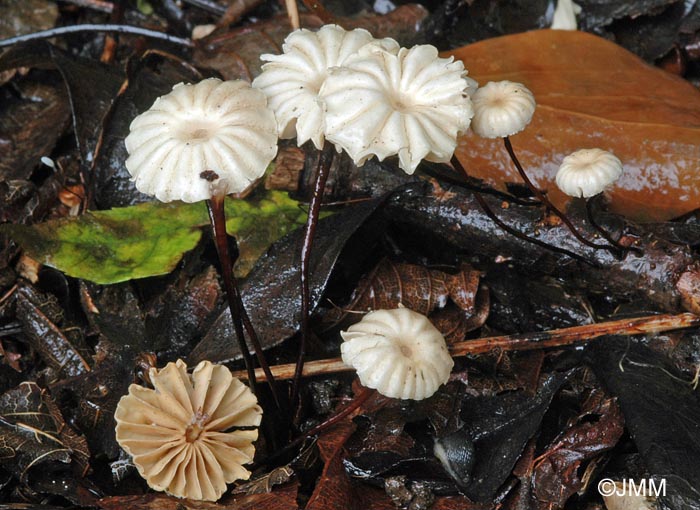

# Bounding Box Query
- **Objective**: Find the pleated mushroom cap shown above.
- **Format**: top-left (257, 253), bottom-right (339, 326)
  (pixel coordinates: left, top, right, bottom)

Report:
top-left (124, 78), bottom-right (278, 203)
top-left (252, 24), bottom-right (399, 150)
top-left (340, 307), bottom-right (454, 400)
top-left (555, 148), bottom-right (623, 198)
top-left (320, 44), bottom-right (476, 174)
top-left (115, 360), bottom-right (262, 501)
top-left (470, 80), bottom-right (536, 139)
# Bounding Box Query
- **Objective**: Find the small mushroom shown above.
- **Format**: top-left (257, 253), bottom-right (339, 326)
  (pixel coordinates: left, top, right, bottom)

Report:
top-left (125, 78), bottom-right (277, 203)
top-left (321, 43), bottom-right (477, 174)
top-left (556, 148), bottom-right (635, 255)
top-left (468, 81), bottom-right (620, 257)
top-left (124, 78), bottom-right (281, 401)
top-left (470, 80), bottom-right (535, 139)
top-left (551, 0), bottom-right (582, 30)
top-left (555, 148), bottom-right (623, 199)
top-left (340, 307), bottom-right (454, 400)
top-left (253, 25), bottom-right (398, 150)
top-left (115, 360), bottom-right (262, 501)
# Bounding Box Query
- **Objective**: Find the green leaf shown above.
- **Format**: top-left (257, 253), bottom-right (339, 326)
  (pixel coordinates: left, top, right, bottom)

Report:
top-left (2, 191), bottom-right (307, 284)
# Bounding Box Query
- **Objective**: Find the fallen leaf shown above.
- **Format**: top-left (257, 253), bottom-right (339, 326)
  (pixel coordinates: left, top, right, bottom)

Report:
top-left (190, 196), bottom-right (387, 364)
top-left (0, 80), bottom-right (70, 181)
top-left (386, 181), bottom-right (700, 313)
top-left (0, 0), bottom-right (57, 41)
top-left (0, 382), bottom-right (89, 481)
top-left (450, 29), bottom-right (700, 221)
top-left (15, 285), bottom-right (92, 378)
top-left (193, 5), bottom-right (428, 81)
top-left (2, 191), bottom-right (306, 284)
top-left (324, 258), bottom-right (485, 343)
top-left (588, 338), bottom-right (700, 510)
top-left (532, 389), bottom-right (624, 508)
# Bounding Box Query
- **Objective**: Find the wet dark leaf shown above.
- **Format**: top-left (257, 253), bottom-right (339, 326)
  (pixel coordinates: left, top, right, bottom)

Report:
top-left (485, 269), bottom-right (593, 334)
top-left (0, 42), bottom-right (124, 170)
top-left (588, 338), bottom-right (700, 510)
top-left (386, 181), bottom-right (700, 314)
top-left (344, 373), bottom-right (570, 503)
top-left (15, 285), bottom-right (92, 378)
top-left (0, 80), bottom-right (70, 181)
top-left (52, 282), bottom-right (148, 459)
top-left (532, 389), bottom-right (624, 508)
top-left (190, 197), bottom-right (387, 364)
top-left (48, 47), bottom-right (123, 167)
top-left (578, 0), bottom-right (678, 30)
top-left (0, 382), bottom-right (88, 481)
top-left (458, 372), bottom-right (572, 502)
top-left (145, 266), bottom-right (222, 358)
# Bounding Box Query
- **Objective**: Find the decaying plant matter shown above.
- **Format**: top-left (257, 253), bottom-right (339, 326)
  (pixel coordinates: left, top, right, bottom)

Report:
top-left (0, 1), bottom-right (699, 509)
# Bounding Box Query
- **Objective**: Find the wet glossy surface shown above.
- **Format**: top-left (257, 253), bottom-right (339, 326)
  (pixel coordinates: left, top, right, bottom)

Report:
top-left (450, 30), bottom-right (700, 221)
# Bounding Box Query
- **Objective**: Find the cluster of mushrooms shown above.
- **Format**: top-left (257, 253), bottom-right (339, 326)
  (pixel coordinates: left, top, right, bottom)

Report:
top-left (114, 24), bottom-right (627, 501)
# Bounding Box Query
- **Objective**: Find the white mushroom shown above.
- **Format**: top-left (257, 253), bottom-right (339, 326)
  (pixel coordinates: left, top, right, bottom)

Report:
top-left (115, 360), bottom-right (262, 501)
top-left (320, 44), bottom-right (476, 174)
top-left (555, 148), bottom-right (623, 198)
top-left (124, 78), bottom-right (278, 203)
top-left (252, 24), bottom-right (399, 150)
top-left (470, 80), bottom-right (536, 139)
top-left (340, 307), bottom-right (454, 400)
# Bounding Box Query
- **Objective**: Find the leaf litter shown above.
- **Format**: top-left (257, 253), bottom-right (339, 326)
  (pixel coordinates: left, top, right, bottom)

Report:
top-left (0, 0), bottom-right (699, 509)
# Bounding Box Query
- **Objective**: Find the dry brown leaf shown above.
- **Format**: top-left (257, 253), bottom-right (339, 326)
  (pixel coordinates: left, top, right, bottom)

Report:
top-left (324, 258), bottom-right (486, 344)
top-left (450, 30), bottom-right (700, 221)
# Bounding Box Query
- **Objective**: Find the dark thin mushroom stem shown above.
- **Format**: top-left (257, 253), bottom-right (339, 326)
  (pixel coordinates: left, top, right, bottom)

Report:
top-left (0, 24), bottom-right (194, 48)
top-left (206, 194), bottom-right (282, 409)
top-left (585, 198), bottom-right (643, 257)
top-left (206, 196), bottom-right (256, 392)
top-left (450, 156), bottom-right (598, 267)
top-left (293, 143), bottom-right (336, 408)
top-left (262, 386), bottom-right (375, 465)
top-left (502, 136), bottom-right (619, 257)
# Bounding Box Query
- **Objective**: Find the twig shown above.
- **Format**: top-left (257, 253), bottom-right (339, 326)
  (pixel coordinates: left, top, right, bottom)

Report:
top-left (0, 24), bottom-right (194, 48)
top-left (232, 313), bottom-right (700, 381)
top-left (285, 0), bottom-right (300, 30)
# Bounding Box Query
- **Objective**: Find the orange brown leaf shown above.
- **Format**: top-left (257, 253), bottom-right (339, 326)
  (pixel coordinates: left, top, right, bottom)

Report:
top-left (450, 30), bottom-right (700, 221)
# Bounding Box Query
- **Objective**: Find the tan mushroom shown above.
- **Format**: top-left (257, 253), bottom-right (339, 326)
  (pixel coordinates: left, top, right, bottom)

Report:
top-left (115, 360), bottom-right (262, 501)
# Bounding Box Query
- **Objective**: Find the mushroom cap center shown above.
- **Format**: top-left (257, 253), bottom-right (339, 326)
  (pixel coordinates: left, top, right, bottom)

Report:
top-left (185, 410), bottom-right (209, 442)
top-left (388, 93), bottom-right (414, 113)
top-left (400, 344), bottom-right (413, 358)
top-left (177, 120), bottom-right (219, 144)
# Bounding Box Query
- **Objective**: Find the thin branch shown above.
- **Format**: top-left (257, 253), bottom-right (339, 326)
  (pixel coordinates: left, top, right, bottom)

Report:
top-left (0, 24), bottom-right (194, 48)
top-left (232, 313), bottom-right (700, 381)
